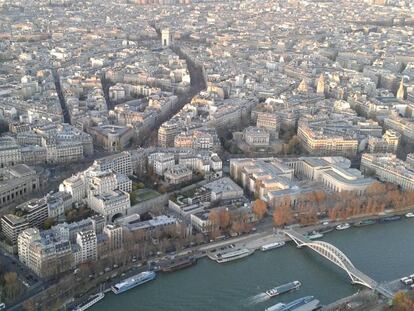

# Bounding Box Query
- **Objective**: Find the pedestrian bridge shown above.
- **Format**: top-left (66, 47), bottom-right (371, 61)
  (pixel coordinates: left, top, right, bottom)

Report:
top-left (284, 229), bottom-right (394, 298)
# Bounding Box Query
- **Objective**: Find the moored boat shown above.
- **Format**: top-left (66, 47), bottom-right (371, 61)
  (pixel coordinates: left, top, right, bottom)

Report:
top-left (405, 212), bottom-right (414, 218)
top-left (265, 281), bottom-right (301, 298)
top-left (215, 248), bottom-right (254, 263)
top-left (380, 215), bottom-right (401, 222)
top-left (354, 219), bottom-right (376, 227)
top-left (336, 223), bottom-right (350, 230)
top-left (265, 295), bottom-right (319, 311)
top-left (161, 257), bottom-right (197, 272)
top-left (261, 241), bottom-right (286, 251)
top-left (111, 271), bottom-right (156, 294)
top-left (305, 231), bottom-right (323, 240)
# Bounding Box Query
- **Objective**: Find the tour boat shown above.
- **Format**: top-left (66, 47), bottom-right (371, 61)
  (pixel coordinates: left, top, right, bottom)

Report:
top-left (111, 271), bottom-right (156, 294)
top-left (265, 296), bottom-right (320, 311)
top-left (261, 241), bottom-right (286, 251)
top-left (215, 248), bottom-right (254, 263)
top-left (265, 281), bottom-right (301, 298)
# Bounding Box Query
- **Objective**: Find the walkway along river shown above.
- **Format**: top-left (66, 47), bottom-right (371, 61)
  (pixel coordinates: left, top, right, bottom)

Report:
top-left (91, 218), bottom-right (414, 311)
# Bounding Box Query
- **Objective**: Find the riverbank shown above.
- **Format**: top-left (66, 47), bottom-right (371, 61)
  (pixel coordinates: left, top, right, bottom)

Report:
top-left (88, 216), bottom-right (414, 311)
top-left (32, 207), bottom-right (413, 311)
top-left (73, 215), bottom-right (414, 311)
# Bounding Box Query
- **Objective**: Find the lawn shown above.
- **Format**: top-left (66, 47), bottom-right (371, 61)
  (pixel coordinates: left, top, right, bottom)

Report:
top-left (132, 188), bottom-right (161, 203)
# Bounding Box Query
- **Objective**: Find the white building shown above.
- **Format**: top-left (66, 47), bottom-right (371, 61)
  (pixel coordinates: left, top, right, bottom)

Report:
top-left (149, 152), bottom-right (175, 175)
top-left (75, 230), bottom-right (97, 264)
top-left (163, 164), bottom-right (193, 185)
top-left (285, 157), bottom-right (374, 194)
top-left (361, 153), bottom-right (414, 190)
top-left (243, 126), bottom-right (270, 146)
top-left (103, 224), bottom-right (123, 250)
top-left (93, 152), bottom-right (133, 176)
top-left (0, 138), bottom-right (21, 168)
top-left (203, 177), bottom-right (244, 201)
top-left (17, 228), bottom-right (40, 265)
top-left (88, 190), bottom-right (130, 220)
top-left (59, 174), bottom-right (87, 204)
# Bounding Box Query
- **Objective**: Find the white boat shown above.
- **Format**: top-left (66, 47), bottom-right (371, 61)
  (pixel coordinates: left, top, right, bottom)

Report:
top-left (261, 241), bottom-right (286, 251)
top-left (215, 248), bottom-right (254, 263)
top-left (265, 281), bottom-right (301, 297)
top-left (336, 223), bottom-right (350, 230)
top-left (265, 296), bottom-right (319, 311)
top-left (306, 231), bottom-right (323, 240)
top-left (111, 271), bottom-right (156, 294)
top-left (73, 293), bottom-right (104, 311)
top-left (405, 212), bottom-right (414, 218)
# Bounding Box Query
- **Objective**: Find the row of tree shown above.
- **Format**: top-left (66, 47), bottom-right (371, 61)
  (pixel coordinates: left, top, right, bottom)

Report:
top-left (272, 182), bottom-right (414, 227)
top-left (207, 205), bottom-right (259, 239)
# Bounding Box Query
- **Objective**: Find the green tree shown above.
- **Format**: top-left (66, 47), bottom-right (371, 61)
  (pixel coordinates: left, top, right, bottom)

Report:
top-left (43, 218), bottom-right (55, 230)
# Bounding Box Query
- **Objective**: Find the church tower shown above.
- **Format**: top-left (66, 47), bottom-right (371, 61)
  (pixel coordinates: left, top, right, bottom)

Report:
top-left (298, 79), bottom-right (308, 93)
top-left (316, 74), bottom-right (325, 94)
top-left (396, 78), bottom-right (406, 100)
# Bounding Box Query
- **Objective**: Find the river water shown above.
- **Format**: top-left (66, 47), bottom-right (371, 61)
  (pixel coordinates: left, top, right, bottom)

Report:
top-left (91, 218), bottom-right (414, 311)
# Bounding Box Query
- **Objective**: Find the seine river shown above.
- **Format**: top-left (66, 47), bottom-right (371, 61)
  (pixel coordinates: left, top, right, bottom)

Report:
top-left (91, 218), bottom-right (414, 311)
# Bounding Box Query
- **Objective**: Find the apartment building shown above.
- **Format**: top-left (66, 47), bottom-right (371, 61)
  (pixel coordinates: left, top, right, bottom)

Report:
top-left (361, 153), bottom-right (414, 190)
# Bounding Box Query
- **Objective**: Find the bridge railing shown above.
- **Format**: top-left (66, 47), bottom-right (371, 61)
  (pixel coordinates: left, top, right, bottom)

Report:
top-left (283, 229), bottom-right (394, 297)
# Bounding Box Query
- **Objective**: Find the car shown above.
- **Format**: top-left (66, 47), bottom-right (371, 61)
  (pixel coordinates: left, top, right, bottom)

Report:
top-left (0, 303), bottom-right (6, 310)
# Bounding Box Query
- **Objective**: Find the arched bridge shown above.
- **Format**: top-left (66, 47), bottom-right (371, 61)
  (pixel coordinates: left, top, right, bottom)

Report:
top-left (284, 229), bottom-right (394, 298)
